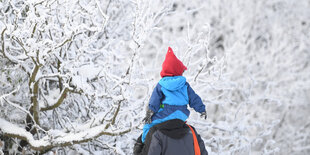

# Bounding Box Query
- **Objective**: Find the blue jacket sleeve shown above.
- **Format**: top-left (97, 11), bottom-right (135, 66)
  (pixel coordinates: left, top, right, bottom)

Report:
top-left (187, 83), bottom-right (206, 113)
top-left (148, 83), bottom-right (164, 113)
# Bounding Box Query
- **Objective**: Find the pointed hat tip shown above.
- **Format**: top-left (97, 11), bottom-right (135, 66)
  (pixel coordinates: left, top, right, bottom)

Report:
top-left (167, 47), bottom-right (173, 52)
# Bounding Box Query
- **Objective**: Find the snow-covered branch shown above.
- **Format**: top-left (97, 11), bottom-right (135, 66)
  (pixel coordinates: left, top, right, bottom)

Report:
top-left (0, 118), bottom-right (133, 151)
top-left (1, 0), bottom-right (309, 154)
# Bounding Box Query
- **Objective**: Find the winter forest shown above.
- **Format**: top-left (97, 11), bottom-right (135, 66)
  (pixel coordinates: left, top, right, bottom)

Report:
top-left (0, 0), bottom-right (309, 154)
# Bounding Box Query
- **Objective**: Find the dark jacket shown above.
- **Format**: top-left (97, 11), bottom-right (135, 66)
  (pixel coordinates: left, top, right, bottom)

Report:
top-left (134, 119), bottom-right (208, 155)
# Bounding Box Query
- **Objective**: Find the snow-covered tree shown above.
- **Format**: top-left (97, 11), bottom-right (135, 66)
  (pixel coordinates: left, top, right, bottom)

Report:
top-left (1, 0), bottom-right (309, 154)
top-left (0, 0), bottom-right (151, 153)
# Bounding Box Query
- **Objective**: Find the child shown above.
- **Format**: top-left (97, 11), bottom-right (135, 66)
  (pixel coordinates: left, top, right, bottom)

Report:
top-left (141, 47), bottom-right (207, 143)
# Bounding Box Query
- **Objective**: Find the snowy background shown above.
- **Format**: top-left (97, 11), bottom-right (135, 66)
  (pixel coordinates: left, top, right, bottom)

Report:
top-left (0, 0), bottom-right (310, 154)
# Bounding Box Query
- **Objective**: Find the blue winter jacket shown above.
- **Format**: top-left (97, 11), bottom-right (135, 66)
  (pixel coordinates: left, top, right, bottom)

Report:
top-left (142, 76), bottom-right (205, 143)
top-left (149, 76), bottom-right (205, 121)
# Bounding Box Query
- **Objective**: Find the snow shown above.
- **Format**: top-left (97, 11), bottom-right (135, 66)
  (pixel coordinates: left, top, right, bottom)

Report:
top-left (0, 118), bottom-right (49, 148)
top-left (1, 0), bottom-right (310, 154)
top-left (0, 118), bottom-right (132, 151)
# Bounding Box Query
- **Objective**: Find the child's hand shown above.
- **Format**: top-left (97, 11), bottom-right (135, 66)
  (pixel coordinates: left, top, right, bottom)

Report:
top-left (143, 109), bottom-right (154, 124)
top-left (200, 112), bottom-right (207, 119)
top-left (143, 116), bottom-right (152, 124)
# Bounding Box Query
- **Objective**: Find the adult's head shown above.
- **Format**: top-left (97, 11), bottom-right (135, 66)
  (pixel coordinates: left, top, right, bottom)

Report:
top-left (134, 119), bottom-right (208, 155)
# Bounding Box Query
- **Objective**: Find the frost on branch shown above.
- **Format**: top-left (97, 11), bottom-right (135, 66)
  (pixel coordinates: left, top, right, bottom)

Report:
top-left (1, 0), bottom-right (310, 154)
top-left (138, 0), bottom-right (310, 155)
top-left (0, 0), bottom-right (152, 153)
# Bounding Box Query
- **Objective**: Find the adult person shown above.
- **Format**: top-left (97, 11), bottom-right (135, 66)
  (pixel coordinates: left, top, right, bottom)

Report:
top-left (134, 119), bottom-right (208, 155)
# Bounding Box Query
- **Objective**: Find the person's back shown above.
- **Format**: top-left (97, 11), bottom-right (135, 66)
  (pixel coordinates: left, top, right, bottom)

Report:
top-left (134, 119), bottom-right (208, 155)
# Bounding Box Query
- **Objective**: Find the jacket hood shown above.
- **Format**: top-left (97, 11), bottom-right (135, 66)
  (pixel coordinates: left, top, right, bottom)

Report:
top-left (158, 76), bottom-right (186, 91)
top-left (157, 119), bottom-right (189, 139)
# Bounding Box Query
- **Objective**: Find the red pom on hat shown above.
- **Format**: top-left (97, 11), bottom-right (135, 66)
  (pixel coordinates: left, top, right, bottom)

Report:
top-left (160, 47), bottom-right (187, 77)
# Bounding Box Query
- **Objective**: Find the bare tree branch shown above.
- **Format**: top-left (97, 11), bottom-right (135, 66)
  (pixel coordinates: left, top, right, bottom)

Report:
top-left (40, 87), bottom-right (69, 111)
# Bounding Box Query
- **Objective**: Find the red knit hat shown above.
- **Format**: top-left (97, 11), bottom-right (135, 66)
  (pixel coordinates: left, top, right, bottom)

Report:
top-left (160, 47), bottom-right (187, 77)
